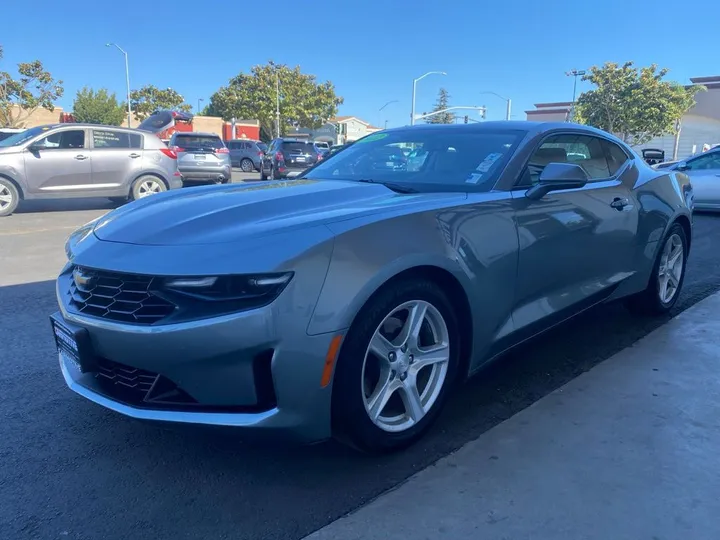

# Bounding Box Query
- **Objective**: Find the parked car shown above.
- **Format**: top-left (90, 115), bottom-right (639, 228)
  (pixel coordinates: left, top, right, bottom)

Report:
top-left (0, 128), bottom-right (24, 143)
top-left (328, 142), bottom-right (353, 157)
top-left (168, 132), bottom-right (231, 184)
top-left (652, 146), bottom-right (720, 211)
top-left (51, 121), bottom-right (692, 453)
top-left (0, 123), bottom-right (182, 217)
top-left (314, 141), bottom-right (331, 157)
top-left (260, 138), bottom-right (319, 179)
top-left (227, 139), bottom-right (266, 172)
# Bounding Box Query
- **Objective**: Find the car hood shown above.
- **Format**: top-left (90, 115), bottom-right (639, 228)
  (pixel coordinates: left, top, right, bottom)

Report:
top-left (93, 179), bottom-right (465, 246)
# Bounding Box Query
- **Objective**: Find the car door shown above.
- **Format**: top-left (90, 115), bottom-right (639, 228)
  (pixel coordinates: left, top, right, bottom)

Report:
top-left (23, 128), bottom-right (92, 195)
top-left (509, 132), bottom-right (639, 336)
top-left (227, 141), bottom-right (241, 166)
top-left (90, 129), bottom-right (144, 190)
top-left (677, 150), bottom-right (720, 209)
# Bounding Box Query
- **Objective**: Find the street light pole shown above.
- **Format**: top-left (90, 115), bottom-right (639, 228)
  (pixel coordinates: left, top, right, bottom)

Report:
top-left (379, 100), bottom-right (398, 130)
top-left (479, 91), bottom-right (512, 120)
top-left (565, 69), bottom-right (586, 122)
top-left (410, 71), bottom-right (446, 126)
top-left (276, 71), bottom-right (281, 138)
top-left (106, 43), bottom-right (132, 128)
top-left (197, 98), bottom-right (204, 114)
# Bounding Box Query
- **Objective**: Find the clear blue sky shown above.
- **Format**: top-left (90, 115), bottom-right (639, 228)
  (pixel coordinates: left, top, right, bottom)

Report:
top-left (2, 0), bottom-right (718, 129)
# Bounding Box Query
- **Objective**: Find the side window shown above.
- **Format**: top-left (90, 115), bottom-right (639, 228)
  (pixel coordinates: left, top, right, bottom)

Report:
top-left (93, 130), bottom-right (142, 149)
top-left (686, 152), bottom-right (720, 171)
top-left (603, 140), bottom-right (630, 176)
top-left (35, 130), bottom-right (86, 150)
top-left (519, 134), bottom-right (612, 186)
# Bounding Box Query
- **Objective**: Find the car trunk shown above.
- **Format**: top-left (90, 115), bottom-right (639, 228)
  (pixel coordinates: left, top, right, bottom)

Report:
top-left (172, 134), bottom-right (227, 169)
top-left (281, 142), bottom-right (318, 169)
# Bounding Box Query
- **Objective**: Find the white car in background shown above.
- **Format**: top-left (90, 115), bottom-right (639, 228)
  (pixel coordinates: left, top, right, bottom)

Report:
top-left (656, 146), bottom-right (720, 211)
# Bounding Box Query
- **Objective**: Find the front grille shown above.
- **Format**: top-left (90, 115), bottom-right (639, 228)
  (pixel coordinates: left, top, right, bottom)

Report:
top-left (68, 267), bottom-right (176, 325)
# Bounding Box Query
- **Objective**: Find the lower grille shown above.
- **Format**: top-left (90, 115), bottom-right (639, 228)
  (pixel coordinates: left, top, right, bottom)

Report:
top-left (95, 358), bottom-right (159, 404)
top-left (68, 266), bottom-right (176, 325)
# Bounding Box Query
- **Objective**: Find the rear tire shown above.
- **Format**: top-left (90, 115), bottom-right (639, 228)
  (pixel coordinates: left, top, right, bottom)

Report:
top-left (131, 175), bottom-right (167, 201)
top-left (260, 168), bottom-right (267, 180)
top-left (332, 278), bottom-right (461, 453)
top-left (626, 222), bottom-right (688, 315)
top-left (0, 178), bottom-right (20, 217)
top-left (240, 158), bottom-right (254, 172)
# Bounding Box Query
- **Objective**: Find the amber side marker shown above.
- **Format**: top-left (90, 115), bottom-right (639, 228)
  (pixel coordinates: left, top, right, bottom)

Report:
top-left (320, 334), bottom-right (344, 388)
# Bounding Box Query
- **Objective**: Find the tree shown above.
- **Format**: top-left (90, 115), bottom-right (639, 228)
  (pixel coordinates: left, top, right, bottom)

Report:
top-left (574, 62), bottom-right (705, 146)
top-left (129, 84), bottom-right (192, 121)
top-left (72, 87), bottom-right (127, 126)
top-left (0, 45), bottom-right (64, 128)
top-left (425, 88), bottom-right (455, 124)
top-left (205, 61), bottom-right (343, 140)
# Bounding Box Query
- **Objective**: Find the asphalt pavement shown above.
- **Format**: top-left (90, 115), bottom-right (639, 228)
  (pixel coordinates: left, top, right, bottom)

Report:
top-left (2, 189), bottom-right (720, 540)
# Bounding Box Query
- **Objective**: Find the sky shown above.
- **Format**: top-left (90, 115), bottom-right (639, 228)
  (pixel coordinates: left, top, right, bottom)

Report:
top-left (2, 0), bottom-right (718, 129)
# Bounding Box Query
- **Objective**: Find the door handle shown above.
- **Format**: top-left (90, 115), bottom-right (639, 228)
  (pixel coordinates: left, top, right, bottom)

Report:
top-left (610, 197), bottom-right (630, 210)
top-left (129, 153), bottom-right (141, 159)
top-left (74, 155), bottom-right (88, 160)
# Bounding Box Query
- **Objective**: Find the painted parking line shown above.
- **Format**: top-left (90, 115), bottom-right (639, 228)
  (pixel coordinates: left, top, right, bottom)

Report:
top-left (0, 225), bottom-right (79, 237)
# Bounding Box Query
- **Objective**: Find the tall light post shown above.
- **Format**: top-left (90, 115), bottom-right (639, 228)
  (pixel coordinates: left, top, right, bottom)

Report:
top-left (197, 98), bottom-right (204, 114)
top-left (379, 99), bottom-right (398, 129)
top-left (479, 91), bottom-right (512, 120)
top-left (411, 71), bottom-right (446, 126)
top-left (565, 69), bottom-right (586, 122)
top-left (106, 43), bottom-right (132, 128)
top-left (275, 70), bottom-right (281, 138)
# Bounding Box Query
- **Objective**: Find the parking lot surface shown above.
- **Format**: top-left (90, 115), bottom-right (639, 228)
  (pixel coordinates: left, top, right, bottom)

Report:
top-left (2, 198), bottom-right (720, 539)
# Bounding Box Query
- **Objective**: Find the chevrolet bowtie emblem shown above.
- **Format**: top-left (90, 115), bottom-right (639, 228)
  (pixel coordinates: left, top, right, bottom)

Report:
top-left (73, 268), bottom-right (94, 291)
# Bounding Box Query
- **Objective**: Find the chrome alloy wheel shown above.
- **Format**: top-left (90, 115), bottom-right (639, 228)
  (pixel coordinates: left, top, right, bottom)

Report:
top-left (361, 300), bottom-right (450, 433)
top-left (138, 179), bottom-right (163, 198)
top-left (0, 185), bottom-right (13, 210)
top-left (657, 233), bottom-right (684, 304)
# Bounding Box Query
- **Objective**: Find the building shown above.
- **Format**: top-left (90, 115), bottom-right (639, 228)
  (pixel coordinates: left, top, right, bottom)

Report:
top-left (525, 75), bottom-right (720, 161)
top-left (292, 115), bottom-right (382, 144)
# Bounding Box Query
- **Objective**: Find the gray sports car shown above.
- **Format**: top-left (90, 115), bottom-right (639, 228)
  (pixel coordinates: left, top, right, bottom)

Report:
top-left (51, 121), bottom-right (693, 453)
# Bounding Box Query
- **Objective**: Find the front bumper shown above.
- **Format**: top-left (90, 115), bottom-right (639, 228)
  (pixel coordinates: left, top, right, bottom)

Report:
top-left (52, 280), bottom-right (338, 443)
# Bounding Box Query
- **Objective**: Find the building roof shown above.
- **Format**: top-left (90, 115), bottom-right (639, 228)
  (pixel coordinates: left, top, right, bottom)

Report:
top-left (331, 116), bottom-right (370, 126)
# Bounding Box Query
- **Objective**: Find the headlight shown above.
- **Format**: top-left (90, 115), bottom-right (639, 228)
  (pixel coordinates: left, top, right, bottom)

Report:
top-left (159, 272), bottom-right (294, 318)
top-left (64, 217), bottom-right (101, 260)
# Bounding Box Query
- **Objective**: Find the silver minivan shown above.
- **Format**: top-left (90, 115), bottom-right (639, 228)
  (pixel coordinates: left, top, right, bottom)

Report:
top-left (0, 123), bottom-right (182, 217)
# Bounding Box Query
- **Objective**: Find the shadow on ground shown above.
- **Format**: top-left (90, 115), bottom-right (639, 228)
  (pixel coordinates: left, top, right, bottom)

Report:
top-left (2, 256), bottom-right (720, 540)
top-left (15, 198), bottom-right (118, 214)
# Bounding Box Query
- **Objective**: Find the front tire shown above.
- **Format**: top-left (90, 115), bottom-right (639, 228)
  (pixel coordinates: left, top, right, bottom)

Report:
top-left (626, 222), bottom-right (688, 315)
top-left (332, 278), bottom-right (461, 453)
top-left (131, 175), bottom-right (166, 201)
top-left (0, 178), bottom-right (20, 217)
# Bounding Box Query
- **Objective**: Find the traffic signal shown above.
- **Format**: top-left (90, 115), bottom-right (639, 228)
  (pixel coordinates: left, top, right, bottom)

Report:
top-left (464, 115), bottom-right (468, 124)
top-left (334, 124), bottom-right (341, 134)
top-left (481, 106), bottom-right (486, 120)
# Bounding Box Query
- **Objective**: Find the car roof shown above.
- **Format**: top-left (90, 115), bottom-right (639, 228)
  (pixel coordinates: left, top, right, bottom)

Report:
top-left (382, 121), bottom-right (628, 146)
top-left (30, 123), bottom-right (145, 134)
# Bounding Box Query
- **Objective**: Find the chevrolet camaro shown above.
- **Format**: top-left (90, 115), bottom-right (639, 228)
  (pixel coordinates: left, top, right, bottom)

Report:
top-left (51, 121), bottom-right (693, 453)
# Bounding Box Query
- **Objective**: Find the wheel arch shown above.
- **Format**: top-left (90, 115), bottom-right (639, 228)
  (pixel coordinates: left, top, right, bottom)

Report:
top-left (674, 213), bottom-right (692, 252)
top-left (0, 173), bottom-right (24, 199)
top-left (342, 264), bottom-right (475, 381)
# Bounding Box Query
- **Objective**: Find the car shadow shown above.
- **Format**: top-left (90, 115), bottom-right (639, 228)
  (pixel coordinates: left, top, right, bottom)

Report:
top-left (15, 197), bottom-right (118, 214)
top-left (3, 247), bottom-right (720, 540)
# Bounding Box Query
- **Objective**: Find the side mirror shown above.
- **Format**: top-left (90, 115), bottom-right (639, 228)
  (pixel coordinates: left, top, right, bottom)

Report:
top-left (27, 143), bottom-right (43, 153)
top-left (676, 161), bottom-right (689, 171)
top-left (525, 162), bottom-right (589, 200)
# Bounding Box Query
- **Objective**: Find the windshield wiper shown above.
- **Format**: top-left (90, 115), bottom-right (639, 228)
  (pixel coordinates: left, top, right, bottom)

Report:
top-left (355, 179), bottom-right (419, 193)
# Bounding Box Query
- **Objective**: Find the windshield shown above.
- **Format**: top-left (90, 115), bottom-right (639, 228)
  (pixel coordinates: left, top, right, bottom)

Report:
top-left (0, 126), bottom-right (47, 147)
top-left (303, 127), bottom-right (525, 191)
